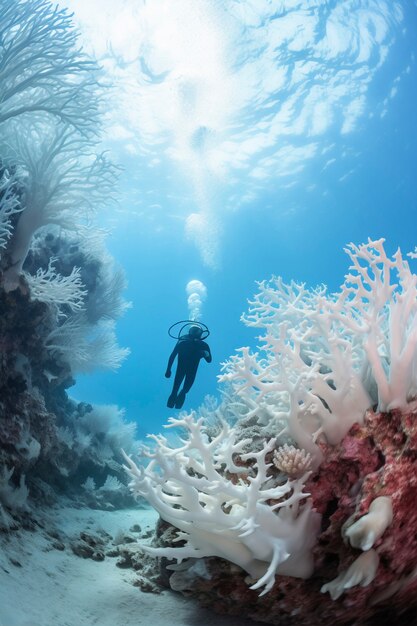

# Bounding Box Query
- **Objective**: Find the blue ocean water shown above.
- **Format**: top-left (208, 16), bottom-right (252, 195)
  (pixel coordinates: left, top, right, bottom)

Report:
top-left (69, 0), bottom-right (417, 439)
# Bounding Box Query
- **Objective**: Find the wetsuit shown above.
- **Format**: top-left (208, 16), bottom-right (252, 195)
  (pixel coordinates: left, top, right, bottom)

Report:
top-left (166, 335), bottom-right (212, 408)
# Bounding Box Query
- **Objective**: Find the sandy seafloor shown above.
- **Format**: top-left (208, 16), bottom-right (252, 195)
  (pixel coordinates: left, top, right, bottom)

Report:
top-left (0, 505), bottom-right (264, 626)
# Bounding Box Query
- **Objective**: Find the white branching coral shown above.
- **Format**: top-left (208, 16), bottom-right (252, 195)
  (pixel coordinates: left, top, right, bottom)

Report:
top-left (220, 239), bottom-right (417, 465)
top-left (0, 163), bottom-right (23, 254)
top-left (273, 444), bottom-right (312, 478)
top-left (24, 229), bottom-right (130, 374)
top-left (335, 240), bottom-right (417, 411)
top-left (25, 260), bottom-right (87, 312)
top-left (123, 414), bottom-right (321, 595)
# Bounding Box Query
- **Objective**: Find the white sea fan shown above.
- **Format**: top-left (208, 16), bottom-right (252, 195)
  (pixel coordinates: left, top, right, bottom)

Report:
top-left (107, 421), bottom-right (137, 453)
top-left (85, 257), bottom-right (131, 324)
top-left (45, 316), bottom-right (129, 373)
top-left (99, 475), bottom-right (122, 492)
top-left (0, 0), bottom-right (99, 132)
top-left (0, 0), bottom-right (130, 317)
top-left (79, 404), bottom-right (124, 435)
top-left (3, 124), bottom-right (119, 290)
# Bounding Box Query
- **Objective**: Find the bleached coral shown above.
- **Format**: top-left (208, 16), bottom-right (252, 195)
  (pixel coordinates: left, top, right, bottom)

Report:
top-left (321, 549), bottom-right (380, 600)
top-left (0, 1), bottom-right (119, 290)
top-left (220, 290), bottom-right (370, 467)
top-left (123, 413), bottom-right (321, 595)
top-left (77, 405), bottom-right (138, 455)
top-left (220, 239), bottom-right (417, 465)
top-left (79, 404), bottom-right (124, 435)
top-left (0, 0), bottom-right (99, 132)
top-left (344, 496), bottom-right (393, 551)
top-left (25, 260), bottom-right (87, 312)
top-left (2, 122), bottom-right (119, 290)
top-left (85, 256), bottom-right (131, 324)
top-left (335, 240), bottom-right (417, 411)
top-left (0, 163), bottom-right (23, 254)
top-left (321, 497), bottom-right (393, 602)
top-left (0, 1), bottom-right (136, 524)
top-left (21, 228), bottom-right (130, 374)
top-left (45, 315), bottom-right (129, 373)
top-left (72, 404), bottom-right (137, 462)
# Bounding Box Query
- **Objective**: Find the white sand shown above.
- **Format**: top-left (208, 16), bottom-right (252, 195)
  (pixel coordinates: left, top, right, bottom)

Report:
top-left (0, 506), bottom-right (262, 626)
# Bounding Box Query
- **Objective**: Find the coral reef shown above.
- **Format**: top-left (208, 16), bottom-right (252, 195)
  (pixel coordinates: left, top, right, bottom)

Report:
top-left (0, 228), bottom-right (137, 528)
top-left (125, 240), bottom-right (417, 625)
top-left (124, 414), bottom-right (321, 595)
top-left (0, 0), bottom-right (138, 530)
top-left (159, 409), bottom-right (417, 625)
top-left (2, 2), bottom-right (416, 623)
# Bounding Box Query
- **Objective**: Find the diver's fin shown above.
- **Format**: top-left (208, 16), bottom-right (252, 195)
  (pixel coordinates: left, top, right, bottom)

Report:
top-left (175, 390), bottom-right (186, 409)
top-left (167, 394), bottom-right (177, 408)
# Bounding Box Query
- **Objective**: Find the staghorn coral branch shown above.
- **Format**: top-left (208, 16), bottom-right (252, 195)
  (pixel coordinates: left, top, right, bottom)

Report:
top-left (123, 413), bottom-right (320, 595)
top-left (221, 238), bottom-right (417, 472)
top-left (24, 259), bottom-right (87, 312)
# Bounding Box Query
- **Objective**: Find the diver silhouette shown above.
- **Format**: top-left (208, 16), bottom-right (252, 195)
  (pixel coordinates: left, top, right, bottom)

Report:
top-left (165, 325), bottom-right (212, 409)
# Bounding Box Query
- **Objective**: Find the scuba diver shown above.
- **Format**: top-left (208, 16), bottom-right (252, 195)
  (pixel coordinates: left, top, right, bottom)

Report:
top-left (165, 324), bottom-right (212, 409)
